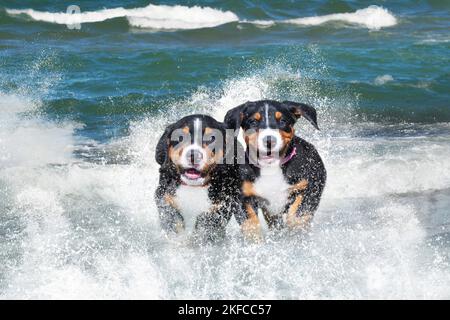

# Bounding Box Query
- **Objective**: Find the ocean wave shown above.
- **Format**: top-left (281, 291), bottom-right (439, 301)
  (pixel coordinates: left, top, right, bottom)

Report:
top-left (0, 93), bottom-right (77, 168)
top-left (5, 4), bottom-right (239, 30)
top-left (6, 4), bottom-right (397, 31)
top-left (282, 5), bottom-right (397, 30)
top-left (374, 74), bottom-right (394, 85)
top-left (1, 62), bottom-right (449, 298)
top-left (416, 37), bottom-right (450, 45)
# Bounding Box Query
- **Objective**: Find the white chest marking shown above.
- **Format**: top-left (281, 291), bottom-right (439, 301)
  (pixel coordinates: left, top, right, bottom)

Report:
top-left (253, 165), bottom-right (290, 215)
top-left (174, 185), bottom-right (211, 230)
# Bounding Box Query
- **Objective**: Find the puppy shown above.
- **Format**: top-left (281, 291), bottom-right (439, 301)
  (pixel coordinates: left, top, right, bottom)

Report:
top-left (155, 114), bottom-right (241, 243)
top-left (225, 100), bottom-right (326, 239)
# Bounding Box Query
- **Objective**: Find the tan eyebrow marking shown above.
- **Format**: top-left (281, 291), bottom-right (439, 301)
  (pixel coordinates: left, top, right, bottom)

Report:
top-left (253, 112), bottom-right (262, 121)
top-left (204, 127), bottom-right (213, 135)
top-left (275, 111), bottom-right (282, 121)
top-left (182, 126), bottom-right (189, 134)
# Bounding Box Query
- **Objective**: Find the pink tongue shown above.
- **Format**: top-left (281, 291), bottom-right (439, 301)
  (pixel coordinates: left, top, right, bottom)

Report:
top-left (185, 170), bottom-right (201, 180)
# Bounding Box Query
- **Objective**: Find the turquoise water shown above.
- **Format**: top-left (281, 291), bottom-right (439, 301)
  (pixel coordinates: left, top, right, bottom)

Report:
top-left (0, 1), bottom-right (449, 299)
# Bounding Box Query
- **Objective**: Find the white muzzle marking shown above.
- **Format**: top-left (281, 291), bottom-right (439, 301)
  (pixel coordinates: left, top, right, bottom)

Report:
top-left (258, 129), bottom-right (283, 153)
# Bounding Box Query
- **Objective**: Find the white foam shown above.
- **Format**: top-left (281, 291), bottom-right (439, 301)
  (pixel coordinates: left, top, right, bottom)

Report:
top-left (6, 4), bottom-right (239, 30)
top-left (374, 74), bottom-right (394, 85)
top-left (283, 5), bottom-right (397, 30)
top-left (126, 5), bottom-right (239, 29)
top-left (0, 93), bottom-right (76, 167)
top-left (6, 5), bottom-right (396, 31)
top-left (1, 61), bottom-right (450, 299)
top-left (318, 132), bottom-right (450, 200)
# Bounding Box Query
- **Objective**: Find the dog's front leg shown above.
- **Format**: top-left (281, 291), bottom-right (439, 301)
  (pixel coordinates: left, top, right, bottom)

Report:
top-left (233, 198), bottom-right (263, 243)
top-left (234, 181), bottom-right (264, 243)
top-left (285, 179), bottom-right (313, 231)
top-left (156, 192), bottom-right (185, 235)
top-left (193, 202), bottom-right (233, 244)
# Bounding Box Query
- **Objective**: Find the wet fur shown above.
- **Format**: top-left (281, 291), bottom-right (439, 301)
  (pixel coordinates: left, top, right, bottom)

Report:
top-left (225, 100), bottom-right (327, 235)
top-left (155, 114), bottom-right (241, 244)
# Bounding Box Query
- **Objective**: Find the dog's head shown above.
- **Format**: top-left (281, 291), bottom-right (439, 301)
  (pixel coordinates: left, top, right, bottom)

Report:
top-left (225, 100), bottom-right (319, 166)
top-left (156, 114), bottom-right (226, 186)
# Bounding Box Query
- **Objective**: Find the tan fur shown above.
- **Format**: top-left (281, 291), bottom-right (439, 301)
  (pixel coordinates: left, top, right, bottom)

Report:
top-left (289, 179), bottom-right (308, 194)
top-left (168, 145), bottom-right (183, 165)
top-left (244, 131), bottom-right (258, 149)
top-left (275, 111), bottom-right (282, 121)
top-left (280, 127), bottom-right (294, 145)
top-left (241, 204), bottom-right (263, 242)
top-left (169, 125), bottom-right (224, 183)
top-left (164, 194), bottom-right (179, 210)
top-left (201, 148), bottom-right (223, 181)
top-left (242, 181), bottom-right (256, 197)
top-left (286, 195), bottom-right (312, 231)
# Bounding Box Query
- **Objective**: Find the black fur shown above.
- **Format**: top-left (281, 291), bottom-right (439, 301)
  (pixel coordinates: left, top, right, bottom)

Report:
top-left (154, 114), bottom-right (242, 243)
top-left (225, 100), bottom-right (326, 230)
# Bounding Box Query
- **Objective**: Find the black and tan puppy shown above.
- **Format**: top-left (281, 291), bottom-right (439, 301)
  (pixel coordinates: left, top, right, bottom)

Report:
top-left (225, 100), bottom-right (326, 240)
top-left (155, 114), bottom-right (241, 243)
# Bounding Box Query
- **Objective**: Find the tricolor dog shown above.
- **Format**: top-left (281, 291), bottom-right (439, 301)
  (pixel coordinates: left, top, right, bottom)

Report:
top-left (155, 114), bottom-right (240, 243)
top-left (225, 100), bottom-right (326, 240)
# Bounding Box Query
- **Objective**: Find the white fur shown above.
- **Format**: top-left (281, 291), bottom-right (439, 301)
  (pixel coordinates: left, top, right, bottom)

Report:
top-left (179, 143), bottom-right (207, 171)
top-left (253, 164), bottom-right (289, 215)
top-left (257, 128), bottom-right (283, 155)
top-left (174, 185), bottom-right (211, 230)
top-left (179, 118), bottom-right (207, 170)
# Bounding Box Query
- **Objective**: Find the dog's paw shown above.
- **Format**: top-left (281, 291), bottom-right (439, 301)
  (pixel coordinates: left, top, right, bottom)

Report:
top-left (286, 212), bottom-right (313, 232)
top-left (241, 218), bottom-right (263, 244)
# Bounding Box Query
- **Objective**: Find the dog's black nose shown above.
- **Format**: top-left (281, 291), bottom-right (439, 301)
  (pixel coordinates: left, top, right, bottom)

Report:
top-left (187, 149), bottom-right (203, 165)
top-left (263, 135), bottom-right (277, 150)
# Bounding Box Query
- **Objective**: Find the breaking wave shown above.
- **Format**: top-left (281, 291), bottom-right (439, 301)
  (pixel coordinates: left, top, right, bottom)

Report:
top-left (1, 60), bottom-right (449, 298)
top-left (6, 4), bottom-right (397, 31)
top-left (282, 5), bottom-right (397, 30)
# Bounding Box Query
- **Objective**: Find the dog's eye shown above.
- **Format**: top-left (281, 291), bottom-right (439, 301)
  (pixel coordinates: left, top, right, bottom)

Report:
top-left (171, 135), bottom-right (185, 145)
top-left (248, 119), bottom-right (258, 127)
top-left (205, 135), bottom-right (216, 144)
top-left (279, 118), bottom-right (287, 126)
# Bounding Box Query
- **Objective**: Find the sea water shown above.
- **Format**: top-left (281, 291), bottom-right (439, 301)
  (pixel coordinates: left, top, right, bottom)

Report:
top-left (0, 0), bottom-right (449, 299)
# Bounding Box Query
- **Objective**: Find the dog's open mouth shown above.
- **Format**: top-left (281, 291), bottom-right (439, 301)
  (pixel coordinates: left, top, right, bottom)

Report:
top-left (182, 168), bottom-right (202, 180)
top-left (259, 155), bottom-right (278, 165)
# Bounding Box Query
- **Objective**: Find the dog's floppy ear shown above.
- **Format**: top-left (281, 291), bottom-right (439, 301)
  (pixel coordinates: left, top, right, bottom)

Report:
top-left (282, 100), bottom-right (319, 130)
top-left (155, 124), bottom-right (175, 165)
top-left (224, 101), bottom-right (251, 131)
